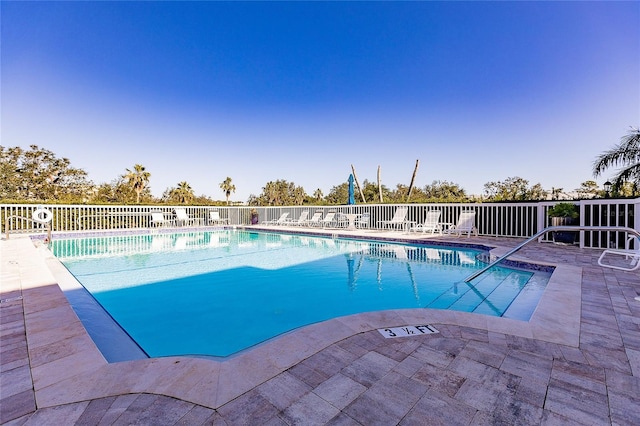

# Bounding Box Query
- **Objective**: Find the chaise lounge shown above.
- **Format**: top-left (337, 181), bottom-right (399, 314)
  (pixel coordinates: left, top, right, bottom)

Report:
top-left (174, 208), bottom-right (198, 226)
top-left (378, 207), bottom-right (410, 231)
top-left (262, 212), bottom-right (289, 225)
top-left (150, 211), bottom-right (174, 227)
top-left (409, 210), bottom-right (442, 235)
top-left (443, 211), bottom-right (478, 237)
top-left (209, 211), bottom-right (229, 225)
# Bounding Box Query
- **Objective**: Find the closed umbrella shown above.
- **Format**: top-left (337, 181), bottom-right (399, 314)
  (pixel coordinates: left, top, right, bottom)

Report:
top-left (348, 174), bottom-right (355, 205)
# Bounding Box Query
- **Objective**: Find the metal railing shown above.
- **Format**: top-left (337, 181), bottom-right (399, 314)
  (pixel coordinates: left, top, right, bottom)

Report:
top-left (464, 225), bottom-right (640, 282)
top-left (4, 214), bottom-right (52, 241)
top-left (2, 198), bottom-right (638, 249)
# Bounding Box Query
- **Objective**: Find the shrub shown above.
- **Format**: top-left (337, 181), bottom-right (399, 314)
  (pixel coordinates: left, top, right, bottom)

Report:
top-left (547, 203), bottom-right (579, 219)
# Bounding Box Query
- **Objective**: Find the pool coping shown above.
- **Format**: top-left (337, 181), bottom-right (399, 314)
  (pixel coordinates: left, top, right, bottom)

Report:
top-left (4, 228), bottom-right (581, 410)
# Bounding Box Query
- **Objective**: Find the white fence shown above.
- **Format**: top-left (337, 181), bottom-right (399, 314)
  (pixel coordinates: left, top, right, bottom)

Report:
top-left (2, 199), bottom-right (638, 249)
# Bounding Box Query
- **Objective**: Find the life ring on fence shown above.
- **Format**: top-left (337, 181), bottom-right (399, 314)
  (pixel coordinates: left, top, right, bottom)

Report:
top-left (32, 208), bottom-right (53, 224)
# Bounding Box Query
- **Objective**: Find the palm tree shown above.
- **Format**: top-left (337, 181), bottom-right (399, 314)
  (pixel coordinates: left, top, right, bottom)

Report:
top-left (125, 164), bottom-right (150, 204)
top-left (293, 186), bottom-right (306, 205)
top-left (593, 127), bottom-right (640, 195)
top-left (264, 181), bottom-right (279, 206)
top-left (171, 181), bottom-right (194, 204)
top-left (219, 177), bottom-right (236, 205)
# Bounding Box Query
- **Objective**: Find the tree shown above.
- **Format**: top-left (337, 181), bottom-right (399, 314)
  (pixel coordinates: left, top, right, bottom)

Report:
top-left (192, 194), bottom-right (218, 205)
top-left (528, 183), bottom-right (547, 200)
top-left (423, 180), bottom-right (468, 202)
top-left (92, 180), bottom-right (126, 203)
top-left (362, 179), bottom-right (391, 203)
top-left (293, 186), bottom-right (306, 205)
top-left (325, 183), bottom-right (349, 205)
top-left (255, 180), bottom-right (306, 206)
top-left (0, 145), bottom-right (92, 202)
top-left (483, 176), bottom-right (546, 201)
top-left (0, 146), bottom-right (27, 200)
top-left (390, 184), bottom-right (409, 202)
top-left (125, 164), bottom-right (151, 204)
top-left (168, 181), bottom-right (195, 204)
top-left (613, 181), bottom-right (638, 197)
top-left (313, 188), bottom-right (324, 202)
top-left (550, 187), bottom-right (563, 200)
top-left (247, 194), bottom-right (259, 206)
top-left (593, 127), bottom-right (640, 196)
top-left (405, 186), bottom-right (427, 201)
top-left (576, 180), bottom-right (600, 199)
top-left (219, 177), bottom-right (236, 205)
top-left (264, 181), bottom-right (282, 206)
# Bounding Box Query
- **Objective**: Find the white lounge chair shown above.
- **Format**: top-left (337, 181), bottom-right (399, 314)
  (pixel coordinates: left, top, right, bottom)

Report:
top-left (409, 210), bottom-right (442, 234)
top-left (335, 213), bottom-right (349, 228)
top-left (597, 235), bottom-right (640, 271)
top-left (150, 212), bottom-right (174, 227)
top-left (285, 211), bottom-right (309, 226)
top-left (378, 207), bottom-right (409, 230)
top-left (355, 213), bottom-right (370, 229)
top-left (174, 208), bottom-right (198, 226)
top-left (319, 212), bottom-right (336, 228)
top-left (444, 211), bottom-right (478, 237)
top-left (303, 211), bottom-right (323, 227)
top-left (209, 211), bottom-right (229, 225)
top-left (262, 212), bottom-right (289, 225)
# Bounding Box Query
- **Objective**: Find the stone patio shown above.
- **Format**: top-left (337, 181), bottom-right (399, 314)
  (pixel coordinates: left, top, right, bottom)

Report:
top-left (1, 228), bottom-right (639, 425)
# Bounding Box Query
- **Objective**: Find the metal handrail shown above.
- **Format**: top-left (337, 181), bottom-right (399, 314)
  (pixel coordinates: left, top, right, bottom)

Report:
top-left (464, 226), bottom-right (640, 282)
top-left (4, 215), bottom-right (52, 242)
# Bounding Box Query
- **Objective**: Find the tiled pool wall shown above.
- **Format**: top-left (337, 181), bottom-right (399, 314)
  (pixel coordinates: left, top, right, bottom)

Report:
top-left (31, 225), bottom-right (556, 275)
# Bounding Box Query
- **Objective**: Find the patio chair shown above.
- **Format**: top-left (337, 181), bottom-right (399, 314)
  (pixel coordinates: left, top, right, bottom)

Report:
top-left (303, 211), bottom-right (323, 227)
top-left (378, 207), bottom-right (409, 230)
top-left (409, 210), bottom-right (442, 235)
top-left (335, 213), bottom-right (349, 228)
top-left (262, 212), bottom-right (289, 225)
top-left (597, 235), bottom-right (640, 271)
top-left (285, 210), bottom-right (309, 226)
top-left (150, 212), bottom-right (174, 227)
top-left (355, 213), bottom-right (370, 229)
top-left (319, 212), bottom-right (336, 228)
top-left (174, 208), bottom-right (198, 226)
top-left (208, 211), bottom-right (229, 225)
top-left (443, 211), bottom-right (478, 238)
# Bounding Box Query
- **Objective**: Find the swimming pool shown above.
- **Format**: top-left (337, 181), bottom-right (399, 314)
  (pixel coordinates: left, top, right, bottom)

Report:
top-left (50, 230), bottom-right (550, 358)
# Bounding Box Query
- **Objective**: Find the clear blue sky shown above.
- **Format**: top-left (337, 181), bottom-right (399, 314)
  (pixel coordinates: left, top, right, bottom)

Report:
top-left (2, 1), bottom-right (639, 201)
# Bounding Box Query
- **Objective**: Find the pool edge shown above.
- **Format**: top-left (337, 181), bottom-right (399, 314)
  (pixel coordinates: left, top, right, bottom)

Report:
top-left (4, 233), bottom-right (581, 411)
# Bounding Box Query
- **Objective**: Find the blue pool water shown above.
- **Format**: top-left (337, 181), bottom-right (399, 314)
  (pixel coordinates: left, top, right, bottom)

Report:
top-left (50, 230), bottom-right (550, 358)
